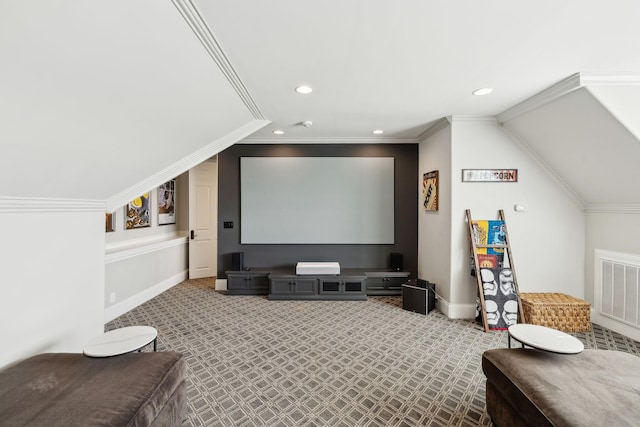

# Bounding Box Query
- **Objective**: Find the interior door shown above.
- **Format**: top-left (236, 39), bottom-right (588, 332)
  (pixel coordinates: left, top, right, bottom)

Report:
top-left (188, 158), bottom-right (218, 279)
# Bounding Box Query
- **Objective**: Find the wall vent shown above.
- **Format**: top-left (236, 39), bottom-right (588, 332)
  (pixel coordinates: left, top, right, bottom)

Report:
top-left (594, 249), bottom-right (640, 341)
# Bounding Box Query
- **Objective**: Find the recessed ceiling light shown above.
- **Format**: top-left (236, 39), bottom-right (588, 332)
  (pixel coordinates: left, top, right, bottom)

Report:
top-left (295, 85), bottom-right (313, 94)
top-left (472, 87), bottom-right (493, 96)
top-left (372, 129), bottom-right (384, 134)
top-left (273, 130), bottom-right (284, 135)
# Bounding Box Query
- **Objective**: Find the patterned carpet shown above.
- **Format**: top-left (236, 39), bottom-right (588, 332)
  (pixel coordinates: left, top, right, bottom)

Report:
top-left (108, 278), bottom-right (640, 427)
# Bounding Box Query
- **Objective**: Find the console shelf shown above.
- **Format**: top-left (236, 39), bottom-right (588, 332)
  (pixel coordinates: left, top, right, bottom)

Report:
top-left (364, 271), bottom-right (410, 296)
top-left (226, 270), bottom-right (270, 295)
top-left (225, 269), bottom-right (410, 299)
top-left (269, 274), bottom-right (367, 301)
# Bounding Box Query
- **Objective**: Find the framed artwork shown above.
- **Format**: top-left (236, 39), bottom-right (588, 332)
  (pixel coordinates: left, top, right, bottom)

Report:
top-left (125, 193), bottom-right (150, 229)
top-left (105, 213), bottom-right (114, 232)
top-left (157, 180), bottom-right (176, 225)
top-left (423, 170), bottom-right (438, 211)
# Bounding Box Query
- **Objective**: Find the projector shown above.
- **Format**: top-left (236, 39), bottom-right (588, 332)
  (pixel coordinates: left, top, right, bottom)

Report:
top-left (296, 262), bottom-right (340, 275)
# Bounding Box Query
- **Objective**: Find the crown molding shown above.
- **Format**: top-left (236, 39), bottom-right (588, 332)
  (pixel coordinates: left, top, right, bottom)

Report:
top-left (584, 204), bottom-right (640, 214)
top-left (498, 72), bottom-right (640, 124)
top-left (497, 73), bottom-right (583, 123)
top-left (172, 0), bottom-right (265, 120)
top-left (578, 72), bottom-right (640, 86)
top-left (417, 117), bottom-right (451, 142)
top-left (107, 119), bottom-right (269, 212)
top-left (418, 116), bottom-right (497, 143)
top-left (449, 115), bottom-right (497, 124)
top-left (0, 197), bottom-right (105, 213)
top-left (241, 136), bottom-right (418, 145)
top-left (500, 124), bottom-right (586, 210)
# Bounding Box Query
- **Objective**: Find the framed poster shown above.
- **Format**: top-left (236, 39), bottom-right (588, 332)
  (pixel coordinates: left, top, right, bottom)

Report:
top-left (423, 170), bottom-right (438, 211)
top-left (125, 193), bottom-right (150, 229)
top-left (157, 180), bottom-right (176, 225)
top-left (105, 213), bottom-right (114, 232)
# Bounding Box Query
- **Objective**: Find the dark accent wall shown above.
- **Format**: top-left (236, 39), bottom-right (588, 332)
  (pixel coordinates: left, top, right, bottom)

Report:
top-left (218, 144), bottom-right (418, 277)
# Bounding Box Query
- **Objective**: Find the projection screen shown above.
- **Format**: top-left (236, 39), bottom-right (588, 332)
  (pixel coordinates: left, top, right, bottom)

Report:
top-left (240, 157), bottom-right (394, 244)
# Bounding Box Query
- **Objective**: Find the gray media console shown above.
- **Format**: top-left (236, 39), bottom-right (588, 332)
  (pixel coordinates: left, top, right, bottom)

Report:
top-left (226, 269), bottom-right (410, 300)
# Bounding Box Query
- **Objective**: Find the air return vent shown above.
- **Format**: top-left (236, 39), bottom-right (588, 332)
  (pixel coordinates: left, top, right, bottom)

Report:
top-left (594, 249), bottom-right (640, 340)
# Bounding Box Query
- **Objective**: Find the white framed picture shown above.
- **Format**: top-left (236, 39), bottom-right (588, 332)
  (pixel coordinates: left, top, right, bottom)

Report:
top-left (157, 180), bottom-right (176, 225)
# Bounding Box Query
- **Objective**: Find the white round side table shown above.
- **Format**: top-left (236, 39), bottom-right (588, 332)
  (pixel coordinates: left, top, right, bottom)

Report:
top-left (83, 326), bottom-right (158, 357)
top-left (507, 323), bottom-right (584, 354)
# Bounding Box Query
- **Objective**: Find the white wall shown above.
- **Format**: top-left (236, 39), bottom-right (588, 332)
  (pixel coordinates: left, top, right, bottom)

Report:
top-left (418, 123), bottom-right (452, 308)
top-left (105, 239), bottom-right (187, 322)
top-left (585, 212), bottom-right (640, 303)
top-left (104, 173), bottom-right (189, 322)
top-left (422, 116), bottom-right (585, 319)
top-left (0, 201), bottom-right (105, 368)
top-left (0, 172), bottom-right (191, 369)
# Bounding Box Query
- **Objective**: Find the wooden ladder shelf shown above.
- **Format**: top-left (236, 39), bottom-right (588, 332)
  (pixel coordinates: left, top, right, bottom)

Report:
top-left (466, 209), bottom-right (524, 332)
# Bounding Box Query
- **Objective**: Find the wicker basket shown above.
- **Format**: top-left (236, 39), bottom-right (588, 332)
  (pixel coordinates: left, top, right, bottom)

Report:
top-left (520, 292), bottom-right (591, 332)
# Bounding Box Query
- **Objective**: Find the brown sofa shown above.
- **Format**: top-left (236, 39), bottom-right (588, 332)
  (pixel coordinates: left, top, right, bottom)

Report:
top-left (0, 351), bottom-right (186, 426)
top-left (482, 348), bottom-right (640, 427)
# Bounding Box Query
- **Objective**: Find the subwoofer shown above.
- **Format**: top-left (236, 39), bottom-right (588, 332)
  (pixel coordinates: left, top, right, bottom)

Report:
top-left (231, 252), bottom-right (244, 271)
top-left (390, 252), bottom-right (403, 271)
top-left (402, 279), bottom-right (436, 315)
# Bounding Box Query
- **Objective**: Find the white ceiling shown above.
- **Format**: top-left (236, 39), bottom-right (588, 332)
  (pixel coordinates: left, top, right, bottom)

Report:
top-left (2, 0), bottom-right (640, 208)
top-left (197, 0), bottom-right (640, 141)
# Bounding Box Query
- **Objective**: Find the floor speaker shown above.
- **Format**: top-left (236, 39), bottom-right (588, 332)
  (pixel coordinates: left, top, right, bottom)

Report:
top-left (232, 252), bottom-right (244, 271)
top-left (390, 252), bottom-right (403, 271)
top-left (402, 279), bottom-right (436, 315)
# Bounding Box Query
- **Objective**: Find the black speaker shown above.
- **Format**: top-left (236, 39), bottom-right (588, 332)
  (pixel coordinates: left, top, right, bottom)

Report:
top-left (390, 252), bottom-right (403, 271)
top-left (231, 252), bottom-right (244, 271)
top-left (402, 279), bottom-right (436, 315)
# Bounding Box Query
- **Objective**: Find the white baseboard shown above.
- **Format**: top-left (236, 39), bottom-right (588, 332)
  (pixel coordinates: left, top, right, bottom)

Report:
top-left (437, 297), bottom-right (476, 319)
top-left (216, 278), bottom-right (227, 291)
top-left (592, 313), bottom-right (640, 342)
top-left (104, 270), bottom-right (188, 323)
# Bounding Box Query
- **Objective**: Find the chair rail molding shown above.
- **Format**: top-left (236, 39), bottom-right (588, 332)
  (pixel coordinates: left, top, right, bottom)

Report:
top-left (0, 197), bottom-right (105, 213)
top-left (105, 234), bottom-right (188, 264)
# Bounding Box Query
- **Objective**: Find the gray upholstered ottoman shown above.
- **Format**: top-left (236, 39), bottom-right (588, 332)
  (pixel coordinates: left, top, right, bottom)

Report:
top-left (482, 348), bottom-right (640, 427)
top-left (0, 351), bottom-right (186, 426)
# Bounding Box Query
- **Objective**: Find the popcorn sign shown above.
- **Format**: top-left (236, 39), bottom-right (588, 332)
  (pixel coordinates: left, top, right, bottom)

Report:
top-left (461, 169), bottom-right (518, 182)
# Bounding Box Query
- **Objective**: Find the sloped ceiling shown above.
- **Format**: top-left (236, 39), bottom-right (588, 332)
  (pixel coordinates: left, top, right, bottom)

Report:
top-left (0, 1), bottom-right (266, 208)
top-left (499, 76), bottom-right (640, 210)
top-left (3, 1), bottom-right (640, 211)
top-left (588, 85), bottom-right (640, 144)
